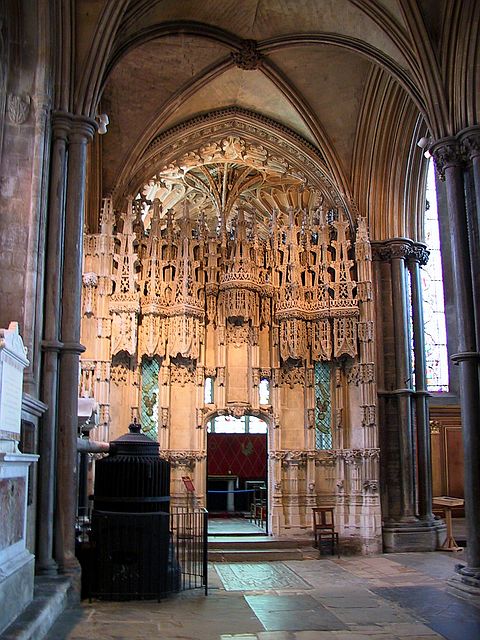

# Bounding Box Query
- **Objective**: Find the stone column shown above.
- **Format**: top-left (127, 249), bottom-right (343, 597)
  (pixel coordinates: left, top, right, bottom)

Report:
top-left (460, 131), bottom-right (480, 575)
top-left (388, 240), bottom-right (416, 522)
top-left (374, 239), bottom-right (437, 551)
top-left (55, 116), bottom-right (96, 574)
top-left (36, 113), bottom-right (70, 575)
top-left (459, 126), bottom-right (480, 347)
top-left (408, 244), bottom-right (434, 522)
top-left (431, 136), bottom-right (480, 592)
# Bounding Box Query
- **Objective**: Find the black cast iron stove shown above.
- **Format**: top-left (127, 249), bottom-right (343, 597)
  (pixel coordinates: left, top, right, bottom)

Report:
top-left (89, 420), bottom-right (178, 600)
top-left (93, 419), bottom-right (170, 513)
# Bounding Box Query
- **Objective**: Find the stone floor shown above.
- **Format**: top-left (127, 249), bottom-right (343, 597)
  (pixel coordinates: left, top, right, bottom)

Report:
top-left (208, 517), bottom-right (266, 535)
top-left (45, 550), bottom-right (480, 640)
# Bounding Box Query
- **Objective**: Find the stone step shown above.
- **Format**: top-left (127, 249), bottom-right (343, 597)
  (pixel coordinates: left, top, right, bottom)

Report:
top-left (209, 547), bottom-right (304, 562)
top-left (1, 575), bottom-right (70, 640)
top-left (208, 536), bottom-right (314, 550)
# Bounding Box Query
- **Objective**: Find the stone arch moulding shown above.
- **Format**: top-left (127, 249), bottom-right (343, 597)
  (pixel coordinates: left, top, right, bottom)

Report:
top-left (204, 408), bottom-right (273, 432)
top-left (112, 107), bottom-right (357, 227)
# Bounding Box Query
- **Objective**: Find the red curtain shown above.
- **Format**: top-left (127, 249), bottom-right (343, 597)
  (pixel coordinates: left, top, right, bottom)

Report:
top-left (207, 433), bottom-right (266, 479)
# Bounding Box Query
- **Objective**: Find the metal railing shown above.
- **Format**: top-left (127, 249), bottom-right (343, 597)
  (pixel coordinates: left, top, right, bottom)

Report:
top-left (76, 506), bottom-right (208, 600)
top-left (170, 506), bottom-right (208, 595)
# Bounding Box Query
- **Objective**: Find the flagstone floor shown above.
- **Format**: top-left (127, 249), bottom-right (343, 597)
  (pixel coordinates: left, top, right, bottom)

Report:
top-left (44, 550), bottom-right (480, 640)
top-left (208, 517), bottom-right (266, 535)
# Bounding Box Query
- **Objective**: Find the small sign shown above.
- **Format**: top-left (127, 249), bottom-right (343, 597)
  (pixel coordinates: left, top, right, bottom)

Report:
top-left (182, 476), bottom-right (195, 493)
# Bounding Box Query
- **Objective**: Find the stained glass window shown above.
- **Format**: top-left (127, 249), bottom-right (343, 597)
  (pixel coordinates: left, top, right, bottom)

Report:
top-left (423, 161), bottom-right (449, 391)
top-left (140, 356), bottom-right (160, 439)
top-left (407, 268), bottom-right (415, 389)
top-left (314, 361), bottom-right (332, 449)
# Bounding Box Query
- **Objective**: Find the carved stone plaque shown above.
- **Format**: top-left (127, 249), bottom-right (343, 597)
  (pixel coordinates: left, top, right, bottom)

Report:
top-left (0, 323), bottom-right (29, 436)
top-left (0, 477), bottom-right (25, 550)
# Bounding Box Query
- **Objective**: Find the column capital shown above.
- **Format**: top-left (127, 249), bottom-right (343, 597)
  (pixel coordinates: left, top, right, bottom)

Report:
top-left (408, 242), bottom-right (430, 266)
top-left (371, 238), bottom-right (413, 261)
top-left (430, 136), bottom-right (464, 180)
top-left (458, 126), bottom-right (480, 161)
top-left (69, 115), bottom-right (97, 143)
top-left (51, 111), bottom-right (73, 140)
top-left (50, 111), bottom-right (97, 143)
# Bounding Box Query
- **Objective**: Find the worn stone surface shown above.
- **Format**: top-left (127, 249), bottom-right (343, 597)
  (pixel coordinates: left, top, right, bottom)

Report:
top-left (0, 553), bottom-right (35, 634)
top-left (42, 552), bottom-right (478, 640)
top-left (1, 575), bottom-right (70, 640)
top-left (216, 562), bottom-right (311, 591)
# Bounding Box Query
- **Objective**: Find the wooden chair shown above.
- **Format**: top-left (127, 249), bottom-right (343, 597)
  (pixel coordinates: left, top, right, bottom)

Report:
top-left (312, 507), bottom-right (339, 557)
top-left (251, 486), bottom-right (267, 527)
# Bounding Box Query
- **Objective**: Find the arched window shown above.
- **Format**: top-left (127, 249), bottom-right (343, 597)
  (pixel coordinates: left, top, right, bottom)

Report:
top-left (423, 161), bottom-right (449, 392)
top-left (207, 415), bottom-right (267, 434)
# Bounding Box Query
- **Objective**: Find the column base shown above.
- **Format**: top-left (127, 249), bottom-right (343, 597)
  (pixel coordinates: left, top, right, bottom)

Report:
top-left (35, 558), bottom-right (58, 576)
top-left (383, 521), bottom-right (439, 552)
top-left (58, 557), bottom-right (82, 604)
top-left (446, 567), bottom-right (480, 603)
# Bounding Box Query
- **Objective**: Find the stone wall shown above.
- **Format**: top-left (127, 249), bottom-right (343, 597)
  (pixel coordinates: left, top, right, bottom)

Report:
top-left (0, 1), bottom-right (51, 396)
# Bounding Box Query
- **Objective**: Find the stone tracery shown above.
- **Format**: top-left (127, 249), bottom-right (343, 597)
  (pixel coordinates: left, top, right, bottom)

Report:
top-left (81, 131), bottom-right (380, 546)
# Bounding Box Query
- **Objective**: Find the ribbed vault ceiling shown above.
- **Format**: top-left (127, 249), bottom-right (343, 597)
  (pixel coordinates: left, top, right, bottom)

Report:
top-left (80, 0), bottom-right (475, 240)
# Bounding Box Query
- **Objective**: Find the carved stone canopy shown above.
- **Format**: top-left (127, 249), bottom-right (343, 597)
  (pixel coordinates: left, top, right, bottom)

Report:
top-left (137, 135), bottom-right (326, 240)
top-left (119, 109), bottom-right (352, 227)
top-left (93, 181), bottom-right (367, 362)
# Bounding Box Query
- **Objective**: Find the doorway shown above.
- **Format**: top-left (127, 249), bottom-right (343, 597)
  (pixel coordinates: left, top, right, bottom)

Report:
top-left (206, 414), bottom-right (268, 535)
